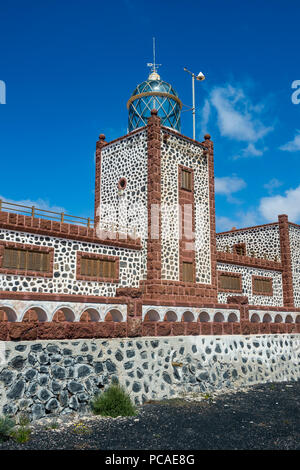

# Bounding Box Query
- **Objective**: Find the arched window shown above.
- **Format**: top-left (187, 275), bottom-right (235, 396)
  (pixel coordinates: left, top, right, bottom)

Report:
top-left (144, 310), bottom-right (160, 322)
top-left (105, 309), bottom-right (123, 322)
top-left (52, 308), bottom-right (75, 322)
top-left (80, 309), bottom-right (101, 322)
top-left (23, 307), bottom-right (47, 322)
top-left (199, 311), bottom-right (210, 322)
top-left (262, 314), bottom-right (272, 323)
top-left (182, 311), bottom-right (194, 322)
top-left (228, 312), bottom-right (238, 322)
top-left (250, 313), bottom-right (260, 323)
top-left (0, 307), bottom-right (17, 322)
top-left (214, 312), bottom-right (225, 323)
top-left (164, 311), bottom-right (177, 322)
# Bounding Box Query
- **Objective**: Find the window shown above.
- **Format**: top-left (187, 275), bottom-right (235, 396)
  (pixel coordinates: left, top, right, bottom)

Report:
top-left (233, 243), bottom-right (246, 256)
top-left (181, 169), bottom-right (192, 191)
top-left (118, 177), bottom-right (127, 190)
top-left (253, 277), bottom-right (273, 295)
top-left (80, 257), bottom-right (116, 279)
top-left (2, 247), bottom-right (50, 272)
top-left (182, 262), bottom-right (194, 282)
top-left (219, 273), bottom-right (241, 291)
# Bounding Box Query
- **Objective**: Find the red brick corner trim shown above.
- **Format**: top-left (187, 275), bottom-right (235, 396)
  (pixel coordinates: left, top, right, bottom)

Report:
top-left (201, 134), bottom-right (218, 298)
top-left (278, 214), bottom-right (294, 308)
top-left (146, 109), bottom-right (162, 281)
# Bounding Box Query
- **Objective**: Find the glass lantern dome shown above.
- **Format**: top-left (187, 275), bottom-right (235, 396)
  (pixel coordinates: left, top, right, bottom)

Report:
top-left (127, 71), bottom-right (182, 132)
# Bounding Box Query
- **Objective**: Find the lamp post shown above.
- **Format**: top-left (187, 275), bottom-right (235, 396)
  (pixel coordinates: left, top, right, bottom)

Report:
top-left (183, 68), bottom-right (205, 140)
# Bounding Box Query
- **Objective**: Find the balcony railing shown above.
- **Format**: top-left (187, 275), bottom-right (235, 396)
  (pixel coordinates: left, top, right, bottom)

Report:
top-left (0, 199), bottom-right (94, 228)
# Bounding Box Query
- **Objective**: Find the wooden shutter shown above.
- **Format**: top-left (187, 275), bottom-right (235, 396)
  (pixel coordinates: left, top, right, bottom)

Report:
top-left (102, 260), bottom-right (115, 279)
top-left (19, 250), bottom-right (27, 270)
top-left (220, 274), bottom-right (240, 291)
top-left (3, 248), bottom-right (18, 269)
top-left (80, 258), bottom-right (87, 276)
top-left (2, 247), bottom-right (50, 272)
top-left (80, 256), bottom-right (116, 279)
top-left (254, 277), bottom-right (272, 294)
top-left (27, 251), bottom-right (36, 271)
top-left (234, 244), bottom-right (246, 256)
top-left (181, 170), bottom-right (192, 191)
top-left (182, 262), bottom-right (193, 282)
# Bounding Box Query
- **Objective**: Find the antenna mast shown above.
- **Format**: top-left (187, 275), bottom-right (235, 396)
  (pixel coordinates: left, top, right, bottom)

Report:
top-left (153, 37), bottom-right (156, 72)
top-left (147, 37), bottom-right (161, 78)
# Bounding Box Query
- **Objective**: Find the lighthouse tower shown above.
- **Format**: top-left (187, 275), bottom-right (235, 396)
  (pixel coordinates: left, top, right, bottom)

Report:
top-left (94, 62), bottom-right (217, 305)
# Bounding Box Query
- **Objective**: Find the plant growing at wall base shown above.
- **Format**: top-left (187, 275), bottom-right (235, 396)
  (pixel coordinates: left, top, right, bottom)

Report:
top-left (45, 419), bottom-right (59, 430)
top-left (11, 413), bottom-right (31, 443)
top-left (91, 383), bottom-right (137, 418)
top-left (11, 426), bottom-right (31, 444)
top-left (0, 416), bottom-right (15, 442)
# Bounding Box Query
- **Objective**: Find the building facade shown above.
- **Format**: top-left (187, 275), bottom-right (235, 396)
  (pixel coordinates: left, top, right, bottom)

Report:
top-left (0, 70), bottom-right (300, 341)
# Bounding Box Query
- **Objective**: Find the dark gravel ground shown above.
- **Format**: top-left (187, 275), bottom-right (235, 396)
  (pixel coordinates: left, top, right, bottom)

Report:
top-left (0, 381), bottom-right (299, 450)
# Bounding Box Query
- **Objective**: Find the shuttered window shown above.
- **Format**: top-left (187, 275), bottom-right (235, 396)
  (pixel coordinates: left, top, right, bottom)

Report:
top-left (3, 248), bottom-right (50, 272)
top-left (182, 262), bottom-right (194, 282)
top-left (80, 257), bottom-right (116, 279)
top-left (219, 273), bottom-right (241, 291)
top-left (181, 169), bottom-right (192, 191)
top-left (253, 277), bottom-right (272, 295)
top-left (234, 244), bottom-right (246, 256)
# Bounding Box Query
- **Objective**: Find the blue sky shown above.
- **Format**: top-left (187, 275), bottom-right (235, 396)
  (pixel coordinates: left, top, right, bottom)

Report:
top-left (0, 0), bottom-right (299, 232)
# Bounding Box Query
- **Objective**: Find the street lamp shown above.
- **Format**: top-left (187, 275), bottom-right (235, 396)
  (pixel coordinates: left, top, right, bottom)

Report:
top-left (184, 67), bottom-right (205, 140)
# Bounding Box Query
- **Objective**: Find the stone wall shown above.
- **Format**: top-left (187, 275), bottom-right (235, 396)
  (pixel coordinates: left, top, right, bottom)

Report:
top-left (1, 334), bottom-right (299, 421)
top-left (98, 129), bottom-right (148, 282)
top-left (0, 229), bottom-right (142, 297)
top-left (217, 262), bottom-right (284, 306)
top-left (289, 224), bottom-right (300, 308)
top-left (216, 224), bottom-right (281, 261)
top-left (160, 131), bottom-right (211, 284)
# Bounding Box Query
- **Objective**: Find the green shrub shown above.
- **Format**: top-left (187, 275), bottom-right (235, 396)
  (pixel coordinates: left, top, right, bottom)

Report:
top-left (0, 416), bottom-right (15, 442)
top-left (47, 420), bottom-right (59, 430)
top-left (11, 426), bottom-right (31, 444)
top-left (91, 383), bottom-right (137, 418)
top-left (18, 413), bottom-right (30, 427)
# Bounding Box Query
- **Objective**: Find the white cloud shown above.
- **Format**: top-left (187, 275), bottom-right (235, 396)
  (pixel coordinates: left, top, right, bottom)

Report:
top-left (217, 184), bottom-right (300, 232)
top-left (232, 142), bottom-right (267, 160)
top-left (263, 178), bottom-right (283, 194)
top-left (216, 215), bottom-right (238, 232)
top-left (215, 176), bottom-right (246, 201)
top-left (209, 84), bottom-right (273, 143)
top-left (236, 209), bottom-right (261, 228)
top-left (0, 195), bottom-right (66, 214)
top-left (259, 185), bottom-right (300, 222)
top-left (216, 209), bottom-right (260, 232)
top-left (280, 131), bottom-right (300, 152)
top-left (242, 143), bottom-right (264, 157)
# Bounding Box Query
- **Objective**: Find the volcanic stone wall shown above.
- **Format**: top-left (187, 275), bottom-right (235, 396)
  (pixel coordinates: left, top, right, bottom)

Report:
top-left (160, 131), bottom-right (211, 284)
top-left (98, 129), bottom-right (148, 281)
top-left (0, 229), bottom-right (142, 297)
top-left (216, 224), bottom-right (281, 261)
top-left (217, 263), bottom-right (284, 306)
top-left (1, 334), bottom-right (299, 421)
top-left (289, 224), bottom-right (300, 308)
